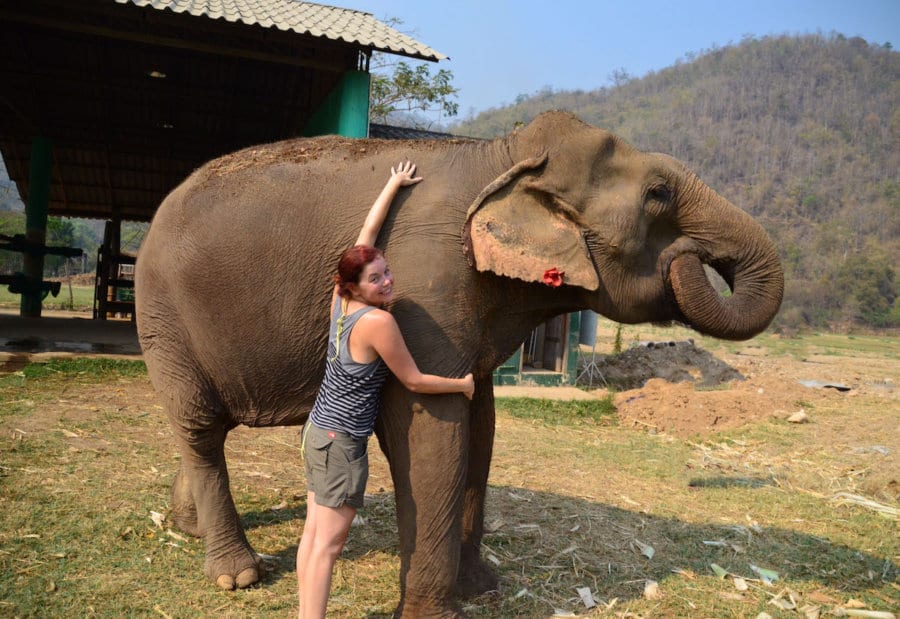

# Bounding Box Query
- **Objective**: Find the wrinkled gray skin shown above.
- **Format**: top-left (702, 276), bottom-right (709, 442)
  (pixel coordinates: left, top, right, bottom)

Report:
top-left (135, 112), bottom-right (783, 617)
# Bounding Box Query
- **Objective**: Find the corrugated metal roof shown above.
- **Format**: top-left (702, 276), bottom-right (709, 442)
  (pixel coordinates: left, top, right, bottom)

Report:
top-left (114, 0), bottom-right (447, 61)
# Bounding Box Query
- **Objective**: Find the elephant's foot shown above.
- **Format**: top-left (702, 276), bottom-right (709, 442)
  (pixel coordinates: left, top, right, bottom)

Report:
top-left (205, 548), bottom-right (264, 590)
top-left (395, 596), bottom-right (468, 619)
top-left (455, 548), bottom-right (499, 598)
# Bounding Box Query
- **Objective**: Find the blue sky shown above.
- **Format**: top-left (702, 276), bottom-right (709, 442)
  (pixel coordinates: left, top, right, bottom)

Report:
top-left (333, 0), bottom-right (899, 119)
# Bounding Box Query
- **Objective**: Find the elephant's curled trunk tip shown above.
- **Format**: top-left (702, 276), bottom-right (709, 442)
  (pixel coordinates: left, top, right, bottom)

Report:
top-left (669, 251), bottom-right (784, 341)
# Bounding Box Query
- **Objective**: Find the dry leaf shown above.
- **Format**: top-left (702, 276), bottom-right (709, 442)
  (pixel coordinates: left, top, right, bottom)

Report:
top-left (750, 564), bottom-right (779, 585)
top-left (672, 567), bottom-right (697, 579)
top-left (643, 580), bottom-right (661, 600)
top-left (576, 586), bottom-right (596, 609)
top-left (633, 539), bottom-right (655, 560)
top-left (150, 511), bottom-right (165, 529)
top-left (733, 576), bottom-right (749, 591)
top-left (769, 589), bottom-right (797, 610)
top-left (552, 610), bottom-right (575, 617)
top-left (755, 613), bottom-right (773, 619)
top-left (166, 529), bottom-right (187, 543)
top-left (807, 590), bottom-right (839, 604)
top-left (845, 599), bottom-right (868, 609)
top-left (787, 410), bottom-right (809, 423)
top-left (801, 604), bottom-right (821, 619)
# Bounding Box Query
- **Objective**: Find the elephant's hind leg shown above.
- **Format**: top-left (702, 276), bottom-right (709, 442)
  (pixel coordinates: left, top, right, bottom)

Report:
top-left (165, 398), bottom-right (263, 590)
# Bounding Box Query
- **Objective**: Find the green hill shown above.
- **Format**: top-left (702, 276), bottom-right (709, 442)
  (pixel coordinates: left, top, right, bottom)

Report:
top-left (451, 33), bottom-right (899, 331)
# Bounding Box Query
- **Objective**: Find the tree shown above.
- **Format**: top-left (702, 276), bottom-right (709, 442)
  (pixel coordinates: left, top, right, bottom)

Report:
top-left (369, 60), bottom-right (459, 127)
top-left (368, 19), bottom-right (459, 128)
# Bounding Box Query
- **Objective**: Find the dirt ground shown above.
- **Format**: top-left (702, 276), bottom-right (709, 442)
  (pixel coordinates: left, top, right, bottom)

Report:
top-left (603, 341), bottom-right (894, 439)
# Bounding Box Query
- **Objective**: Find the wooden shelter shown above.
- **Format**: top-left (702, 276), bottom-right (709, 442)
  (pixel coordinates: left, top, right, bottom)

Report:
top-left (0, 0), bottom-right (444, 317)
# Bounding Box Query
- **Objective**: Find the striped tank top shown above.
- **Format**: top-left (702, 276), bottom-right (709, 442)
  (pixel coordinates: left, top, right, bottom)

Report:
top-left (309, 299), bottom-right (390, 438)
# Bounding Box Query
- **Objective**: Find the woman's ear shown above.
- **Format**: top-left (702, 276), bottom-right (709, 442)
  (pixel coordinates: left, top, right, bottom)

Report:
top-left (462, 155), bottom-right (599, 290)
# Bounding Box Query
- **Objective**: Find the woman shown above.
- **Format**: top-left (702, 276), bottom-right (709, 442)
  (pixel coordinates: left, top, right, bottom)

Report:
top-left (297, 161), bottom-right (475, 618)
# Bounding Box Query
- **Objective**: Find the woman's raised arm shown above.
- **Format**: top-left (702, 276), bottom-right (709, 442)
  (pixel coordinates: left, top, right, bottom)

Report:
top-left (355, 161), bottom-right (422, 248)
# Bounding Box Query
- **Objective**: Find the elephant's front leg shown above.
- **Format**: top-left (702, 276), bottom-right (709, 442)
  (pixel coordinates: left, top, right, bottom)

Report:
top-left (456, 376), bottom-right (499, 598)
top-left (376, 381), bottom-right (471, 619)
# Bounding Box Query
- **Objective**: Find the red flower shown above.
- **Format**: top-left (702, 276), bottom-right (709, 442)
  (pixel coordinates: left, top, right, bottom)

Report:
top-left (542, 267), bottom-right (565, 287)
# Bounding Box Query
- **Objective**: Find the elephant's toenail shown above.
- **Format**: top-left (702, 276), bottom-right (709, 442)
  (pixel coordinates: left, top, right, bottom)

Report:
top-left (235, 567), bottom-right (259, 589)
top-left (215, 574), bottom-right (236, 590)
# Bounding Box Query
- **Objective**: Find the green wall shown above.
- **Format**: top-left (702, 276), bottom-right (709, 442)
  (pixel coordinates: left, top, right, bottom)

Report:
top-left (304, 70), bottom-right (370, 138)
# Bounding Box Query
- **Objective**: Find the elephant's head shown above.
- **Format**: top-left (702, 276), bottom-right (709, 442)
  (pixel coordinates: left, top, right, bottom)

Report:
top-left (463, 112), bottom-right (784, 340)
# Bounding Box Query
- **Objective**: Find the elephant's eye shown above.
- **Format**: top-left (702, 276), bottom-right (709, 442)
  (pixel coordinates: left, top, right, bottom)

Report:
top-left (647, 185), bottom-right (672, 204)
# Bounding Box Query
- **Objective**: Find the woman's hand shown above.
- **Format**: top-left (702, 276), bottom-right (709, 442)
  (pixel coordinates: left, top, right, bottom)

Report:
top-left (355, 161), bottom-right (423, 247)
top-left (461, 373), bottom-right (475, 400)
top-left (390, 161), bottom-right (423, 187)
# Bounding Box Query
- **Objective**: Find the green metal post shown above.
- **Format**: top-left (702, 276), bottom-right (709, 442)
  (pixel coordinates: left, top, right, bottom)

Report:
top-left (565, 311), bottom-right (581, 384)
top-left (21, 137), bottom-right (52, 317)
top-left (304, 70), bottom-right (371, 138)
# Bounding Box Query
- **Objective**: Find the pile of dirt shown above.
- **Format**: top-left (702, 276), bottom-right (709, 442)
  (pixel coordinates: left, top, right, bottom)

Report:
top-left (590, 340), bottom-right (744, 390)
top-left (603, 340), bottom-right (897, 439)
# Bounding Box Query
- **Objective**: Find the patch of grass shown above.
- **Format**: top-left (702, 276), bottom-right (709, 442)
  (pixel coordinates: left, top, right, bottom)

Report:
top-left (0, 284), bottom-right (95, 310)
top-left (20, 358), bottom-right (147, 380)
top-left (495, 394), bottom-right (616, 426)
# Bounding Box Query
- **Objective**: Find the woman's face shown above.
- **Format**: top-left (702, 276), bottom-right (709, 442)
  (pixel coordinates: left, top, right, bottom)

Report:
top-left (349, 256), bottom-right (394, 307)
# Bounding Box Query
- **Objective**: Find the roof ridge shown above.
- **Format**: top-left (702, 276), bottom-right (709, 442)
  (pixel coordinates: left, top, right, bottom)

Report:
top-left (114, 0), bottom-right (447, 61)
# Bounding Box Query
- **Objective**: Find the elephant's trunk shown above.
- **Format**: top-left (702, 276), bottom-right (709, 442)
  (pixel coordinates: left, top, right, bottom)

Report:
top-left (668, 186), bottom-right (784, 341)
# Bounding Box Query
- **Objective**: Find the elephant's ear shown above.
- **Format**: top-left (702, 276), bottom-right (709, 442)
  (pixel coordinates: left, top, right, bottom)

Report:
top-left (462, 154), bottom-right (600, 290)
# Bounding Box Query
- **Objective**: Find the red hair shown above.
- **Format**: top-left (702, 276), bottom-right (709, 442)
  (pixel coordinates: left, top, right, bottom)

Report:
top-left (334, 245), bottom-right (384, 298)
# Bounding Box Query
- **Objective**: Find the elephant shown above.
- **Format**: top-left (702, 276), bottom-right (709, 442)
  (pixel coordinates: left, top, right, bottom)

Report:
top-left (134, 111), bottom-right (783, 617)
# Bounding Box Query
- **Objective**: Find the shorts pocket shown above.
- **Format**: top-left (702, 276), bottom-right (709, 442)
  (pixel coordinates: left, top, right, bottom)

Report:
top-left (345, 449), bottom-right (369, 507)
top-left (307, 427), bottom-right (334, 451)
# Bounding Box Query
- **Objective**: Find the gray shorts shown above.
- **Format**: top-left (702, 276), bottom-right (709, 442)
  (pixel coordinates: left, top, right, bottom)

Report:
top-left (302, 422), bottom-right (369, 509)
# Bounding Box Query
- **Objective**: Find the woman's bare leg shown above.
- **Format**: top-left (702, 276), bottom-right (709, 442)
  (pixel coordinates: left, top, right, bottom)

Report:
top-left (299, 501), bottom-right (356, 619)
top-left (296, 491), bottom-right (319, 619)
